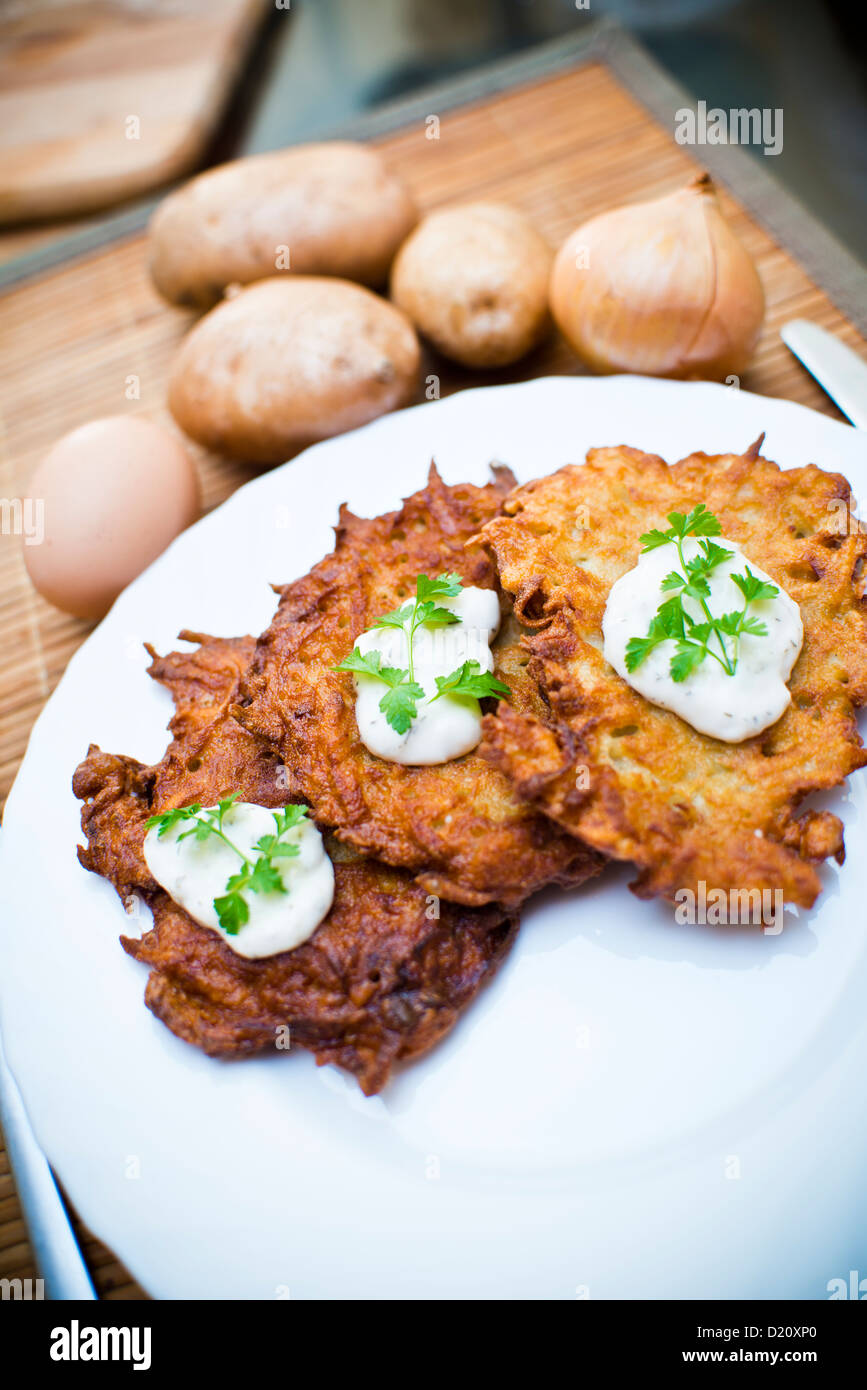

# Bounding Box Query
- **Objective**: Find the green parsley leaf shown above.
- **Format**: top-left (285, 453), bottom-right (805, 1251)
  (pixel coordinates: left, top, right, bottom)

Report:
top-left (225, 867), bottom-right (250, 894)
top-left (626, 502), bottom-right (778, 684)
top-left (413, 599), bottom-right (460, 629)
top-left (336, 571), bottom-right (512, 737)
top-left (739, 615), bottom-right (769, 637)
top-left (337, 646), bottom-right (411, 689)
top-left (337, 644), bottom-right (420, 733)
top-left (694, 539), bottom-right (733, 571)
top-left (640, 504), bottom-right (723, 552)
top-left (431, 660), bottom-right (511, 703)
top-left (178, 815), bottom-right (219, 845)
top-left (249, 859), bottom-right (285, 895)
top-left (336, 647), bottom-right (387, 678)
top-left (146, 794), bottom-right (310, 936)
top-left (379, 680), bottom-right (425, 735)
top-left (625, 615), bottom-right (670, 671)
top-left (669, 503), bottom-right (722, 539)
top-left (269, 841), bottom-right (302, 859)
top-left (380, 665), bottom-right (411, 689)
top-left (370, 602), bottom-right (414, 631)
top-left (730, 566), bottom-right (778, 604)
top-left (670, 640), bottom-right (705, 683)
top-left (273, 804), bottom-right (307, 835)
top-left (681, 574), bottom-right (712, 601)
top-left (639, 528), bottom-right (675, 552)
top-left (416, 572), bottom-right (462, 601)
top-left (214, 891), bottom-right (249, 936)
top-left (657, 597), bottom-right (689, 639)
top-left (145, 803), bottom-right (202, 836)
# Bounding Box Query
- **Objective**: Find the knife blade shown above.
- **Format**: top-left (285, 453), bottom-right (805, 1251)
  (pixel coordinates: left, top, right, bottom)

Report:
top-left (0, 1030), bottom-right (96, 1300)
top-left (781, 320), bottom-right (867, 429)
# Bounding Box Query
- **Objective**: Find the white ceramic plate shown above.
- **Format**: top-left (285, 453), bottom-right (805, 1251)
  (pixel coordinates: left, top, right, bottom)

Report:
top-left (2, 377), bottom-right (866, 1300)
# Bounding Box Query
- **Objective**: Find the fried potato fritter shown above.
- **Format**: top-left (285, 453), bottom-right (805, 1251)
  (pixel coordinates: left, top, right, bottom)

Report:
top-left (237, 464), bottom-right (601, 907)
top-left (480, 441), bottom-right (867, 909)
top-left (73, 634), bottom-right (516, 1095)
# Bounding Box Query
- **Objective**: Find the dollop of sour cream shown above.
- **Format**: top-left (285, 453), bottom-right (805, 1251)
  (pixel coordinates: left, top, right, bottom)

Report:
top-left (603, 536), bottom-right (803, 742)
top-left (143, 802), bottom-right (334, 959)
top-left (353, 586), bottom-right (501, 764)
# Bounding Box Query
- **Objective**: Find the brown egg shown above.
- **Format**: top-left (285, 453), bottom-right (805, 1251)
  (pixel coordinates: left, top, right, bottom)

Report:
top-left (23, 416), bottom-right (199, 620)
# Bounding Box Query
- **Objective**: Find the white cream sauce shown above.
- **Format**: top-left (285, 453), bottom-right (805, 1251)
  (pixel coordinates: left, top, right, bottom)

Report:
top-left (603, 536), bottom-right (803, 742)
top-left (354, 586), bottom-right (501, 764)
top-left (143, 802), bottom-right (334, 958)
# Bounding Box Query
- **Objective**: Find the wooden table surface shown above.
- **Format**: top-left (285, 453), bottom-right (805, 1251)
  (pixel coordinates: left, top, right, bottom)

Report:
top-left (1, 31), bottom-right (864, 1300)
top-left (0, 0), bottom-right (267, 224)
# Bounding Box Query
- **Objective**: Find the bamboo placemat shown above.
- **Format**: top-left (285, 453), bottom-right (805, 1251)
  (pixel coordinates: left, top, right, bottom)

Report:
top-left (1, 31), bottom-right (865, 1302)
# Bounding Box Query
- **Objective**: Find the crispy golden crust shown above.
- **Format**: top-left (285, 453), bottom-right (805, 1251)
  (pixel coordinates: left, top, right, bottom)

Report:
top-left (237, 464), bottom-right (602, 907)
top-left (72, 635), bottom-right (516, 1095)
top-left (480, 442), bottom-right (867, 909)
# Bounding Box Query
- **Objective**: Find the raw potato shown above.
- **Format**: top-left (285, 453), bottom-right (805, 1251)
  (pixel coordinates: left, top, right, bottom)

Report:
top-left (390, 202), bottom-right (553, 368)
top-left (149, 142), bottom-right (418, 308)
top-left (167, 277), bottom-right (421, 464)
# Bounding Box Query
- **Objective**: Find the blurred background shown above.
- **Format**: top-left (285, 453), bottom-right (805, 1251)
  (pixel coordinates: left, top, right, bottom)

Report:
top-left (242, 0), bottom-right (867, 254)
top-left (1, 0), bottom-right (865, 267)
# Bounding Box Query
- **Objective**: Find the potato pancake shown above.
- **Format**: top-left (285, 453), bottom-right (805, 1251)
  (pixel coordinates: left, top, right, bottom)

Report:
top-left (73, 634), bottom-right (516, 1095)
top-left (237, 464), bottom-right (602, 907)
top-left (480, 440), bottom-right (867, 909)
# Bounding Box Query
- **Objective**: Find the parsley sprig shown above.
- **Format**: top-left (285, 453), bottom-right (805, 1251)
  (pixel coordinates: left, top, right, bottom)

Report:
top-left (336, 647), bottom-right (425, 735)
top-left (145, 794), bottom-right (308, 935)
top-left (336, 573), bottom-right (511, 734)
top-left (432, 659), bottom-right (510, 704)
top-left (625, 504), bottom-right (778, 684)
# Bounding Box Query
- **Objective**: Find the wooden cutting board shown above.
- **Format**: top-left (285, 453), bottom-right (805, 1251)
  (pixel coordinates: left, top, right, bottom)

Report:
top-left (0, 0), bottom-right (267, 223)
top-left (1, 23), bottom-right (865, 1302)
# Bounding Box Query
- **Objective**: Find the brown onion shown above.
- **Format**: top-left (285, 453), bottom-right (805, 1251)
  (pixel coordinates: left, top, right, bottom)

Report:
top-left (550, 175), bottom-right (765, 380)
